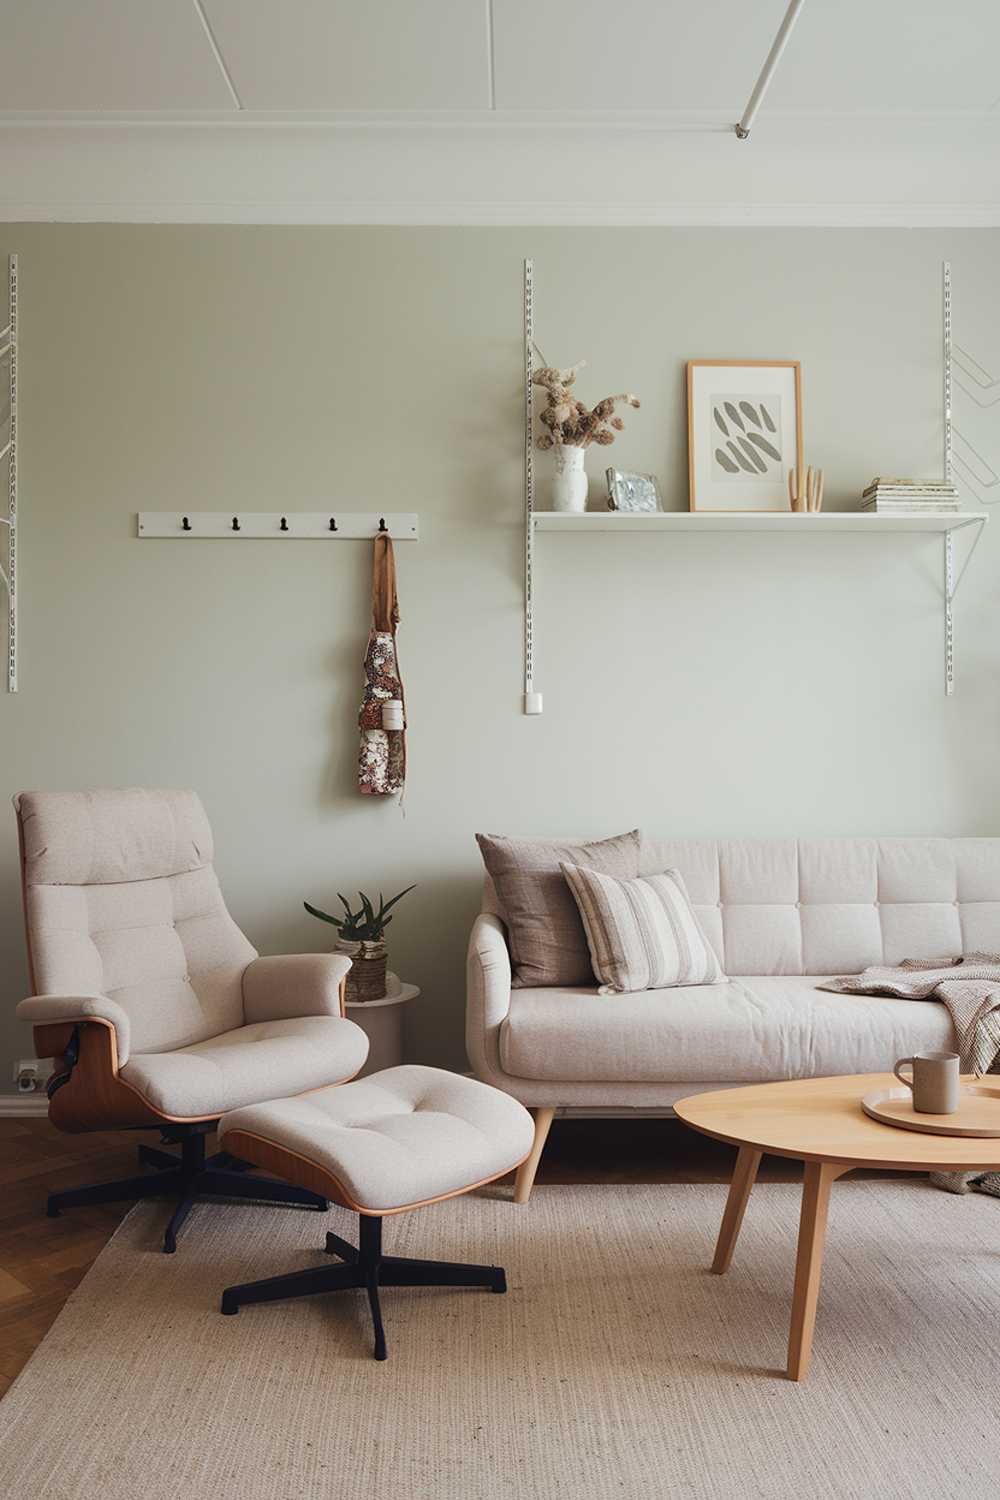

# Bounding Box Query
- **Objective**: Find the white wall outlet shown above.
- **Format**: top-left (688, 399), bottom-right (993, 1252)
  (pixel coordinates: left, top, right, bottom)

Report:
top-left (14, 1058), bottom-right (52, 1093)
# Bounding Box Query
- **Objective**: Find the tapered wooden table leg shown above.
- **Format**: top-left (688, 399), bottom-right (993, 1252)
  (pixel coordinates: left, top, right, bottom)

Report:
top-left (711, 1145), bottom-right (762, 1274)
top-left (787, 1161), bottom-right (846, 1381)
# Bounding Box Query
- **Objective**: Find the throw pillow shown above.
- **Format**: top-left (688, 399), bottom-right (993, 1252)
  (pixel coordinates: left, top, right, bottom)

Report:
top-left (561, 863), bottom-right (725, 994)
top-left (475, 830), bottom-right (641, 987)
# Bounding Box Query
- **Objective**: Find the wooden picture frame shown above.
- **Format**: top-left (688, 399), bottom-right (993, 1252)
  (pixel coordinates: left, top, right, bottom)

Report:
top-left (687, 360), bottom-right (803, 512)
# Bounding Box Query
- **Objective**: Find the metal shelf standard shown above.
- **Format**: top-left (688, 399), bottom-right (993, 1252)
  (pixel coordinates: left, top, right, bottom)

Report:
top-left (1, 255), bottom-right (16, 692)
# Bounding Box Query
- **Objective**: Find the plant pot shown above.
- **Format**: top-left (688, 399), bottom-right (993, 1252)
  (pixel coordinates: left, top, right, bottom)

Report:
top-left (336, 938), bottom-right (388, 1005)
top-left (551, 445), bottom-right (588, 513)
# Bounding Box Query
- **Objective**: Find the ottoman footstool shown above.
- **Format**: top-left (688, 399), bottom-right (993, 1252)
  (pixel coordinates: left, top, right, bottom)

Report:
top-left (217, 1065), bottom-right (534, 1360)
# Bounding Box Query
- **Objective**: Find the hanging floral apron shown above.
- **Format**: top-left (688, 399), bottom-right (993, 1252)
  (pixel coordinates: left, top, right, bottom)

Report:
top-left (358, 533), bottom-right (406, 797)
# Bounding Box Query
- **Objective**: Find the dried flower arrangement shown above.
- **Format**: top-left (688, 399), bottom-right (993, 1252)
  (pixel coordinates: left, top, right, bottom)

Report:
top-left (532, 361), bottom-right (640, 450)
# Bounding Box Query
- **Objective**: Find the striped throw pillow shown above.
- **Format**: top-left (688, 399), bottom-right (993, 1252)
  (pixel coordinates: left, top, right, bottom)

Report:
top-left (561, 863), bottom-right (725, 994)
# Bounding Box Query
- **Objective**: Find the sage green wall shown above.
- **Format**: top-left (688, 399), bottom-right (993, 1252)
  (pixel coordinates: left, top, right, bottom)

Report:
top-left (2, 226), bottom-right (998, 1090)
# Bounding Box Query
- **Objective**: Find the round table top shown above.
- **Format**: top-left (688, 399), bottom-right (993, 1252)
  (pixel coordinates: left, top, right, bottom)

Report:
top-left (345, 981), bottom-right (420, 1011)
top-left (674, 1074), bottom-right (1000, 1172)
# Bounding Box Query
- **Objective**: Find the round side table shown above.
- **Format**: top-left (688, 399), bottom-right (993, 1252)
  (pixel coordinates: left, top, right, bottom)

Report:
top-left (345, 972), bottom-right (420, 1076)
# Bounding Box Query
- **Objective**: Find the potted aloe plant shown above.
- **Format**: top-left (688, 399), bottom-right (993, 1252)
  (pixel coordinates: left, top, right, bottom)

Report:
top-left (304, 886), bottom-right (415, 1004)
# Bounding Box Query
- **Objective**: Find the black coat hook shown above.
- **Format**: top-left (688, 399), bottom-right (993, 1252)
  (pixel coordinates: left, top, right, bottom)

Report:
top-left (280, 517), bottom-right (289, 532)
top-left (181, 516), bottom-right (192, 531)
top-left (329, 518), bottom-right (338, 532)
top-left (378, 517), bottom-right (388, 533)
top-left (231, 517), bottom-right (240, 532)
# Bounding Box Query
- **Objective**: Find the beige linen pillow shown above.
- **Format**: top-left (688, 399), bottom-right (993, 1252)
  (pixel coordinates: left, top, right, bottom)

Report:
top-left (475, 830), bottom-right (641, 987)
top-left (561, 862), bottom-right (725, 994)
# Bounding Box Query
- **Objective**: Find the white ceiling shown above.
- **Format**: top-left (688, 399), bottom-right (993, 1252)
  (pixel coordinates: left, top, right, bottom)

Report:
top-left (1, 1), bottom-right (999, 224)
top-left (2, 0), bottom-right (999, 117)
top-left (499, 0), bottom-right (1000, 114)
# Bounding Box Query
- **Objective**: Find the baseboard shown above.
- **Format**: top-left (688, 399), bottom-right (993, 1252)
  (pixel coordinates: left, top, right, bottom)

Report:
top-left (0, 1094), bottom-right (49, 1117)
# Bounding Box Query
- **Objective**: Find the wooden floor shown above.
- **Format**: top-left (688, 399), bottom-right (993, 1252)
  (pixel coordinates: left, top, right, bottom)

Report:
top-left (0, 1114), bottom-right (886, 1400)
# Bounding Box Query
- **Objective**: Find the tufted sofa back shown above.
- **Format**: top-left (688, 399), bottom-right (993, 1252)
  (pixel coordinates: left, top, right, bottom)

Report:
top-left (483, 836), bottom-right (1000, 977)
top-left (17, 788), bottom-right (256, 1054)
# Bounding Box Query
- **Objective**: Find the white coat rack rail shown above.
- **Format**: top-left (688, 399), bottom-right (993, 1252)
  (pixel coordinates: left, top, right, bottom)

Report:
top-left (138, 512), bottom-right (419, 540)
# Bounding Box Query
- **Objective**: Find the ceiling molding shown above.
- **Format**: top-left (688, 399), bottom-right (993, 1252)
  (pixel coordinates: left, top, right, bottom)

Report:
top-left (1, 109), bottom-right (999, 141)
top-left (2, 118), bottom-right (998, 227)
top-left (5, 201), bottom-right (998, 228)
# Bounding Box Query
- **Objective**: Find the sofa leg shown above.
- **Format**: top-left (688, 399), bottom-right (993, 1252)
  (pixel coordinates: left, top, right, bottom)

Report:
top-left (513, 1108), bottom-right (555, 1205)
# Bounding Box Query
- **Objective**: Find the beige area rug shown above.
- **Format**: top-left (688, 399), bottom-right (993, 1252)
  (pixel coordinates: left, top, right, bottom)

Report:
top-left (2, 1181), bottom-right (999, 1500)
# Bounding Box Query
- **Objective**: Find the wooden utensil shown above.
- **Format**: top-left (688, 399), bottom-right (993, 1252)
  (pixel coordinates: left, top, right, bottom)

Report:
top-left (788, 464), bottom-right (824, 513)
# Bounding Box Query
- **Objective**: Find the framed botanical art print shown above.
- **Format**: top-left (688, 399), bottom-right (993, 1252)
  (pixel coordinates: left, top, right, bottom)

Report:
top-left (687, 360), bottom-right (802, 511)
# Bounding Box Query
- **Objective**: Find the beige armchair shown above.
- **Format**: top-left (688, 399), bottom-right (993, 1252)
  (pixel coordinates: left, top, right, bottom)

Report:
top-left (15, 788), bottom-right (368, 1252)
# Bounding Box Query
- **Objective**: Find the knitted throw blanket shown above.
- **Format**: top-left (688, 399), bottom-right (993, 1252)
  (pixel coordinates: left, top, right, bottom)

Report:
top-left (820, 954), bottom-right (1000, 1198)
top-left (820, 954), bottom-right (1000, 1075)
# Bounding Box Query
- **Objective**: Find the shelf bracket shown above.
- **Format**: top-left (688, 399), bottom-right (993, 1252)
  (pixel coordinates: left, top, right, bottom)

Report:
top-left (943, 517), bottom-right (985, 696)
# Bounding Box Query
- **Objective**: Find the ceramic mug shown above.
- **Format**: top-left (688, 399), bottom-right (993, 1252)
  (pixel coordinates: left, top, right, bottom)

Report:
top-left (893, 1050), bottom-right (960, 1114)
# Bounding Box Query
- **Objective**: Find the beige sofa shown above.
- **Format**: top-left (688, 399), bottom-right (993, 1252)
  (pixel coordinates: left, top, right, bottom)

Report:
top-left (467, 836), bottom-right (1000, 1201)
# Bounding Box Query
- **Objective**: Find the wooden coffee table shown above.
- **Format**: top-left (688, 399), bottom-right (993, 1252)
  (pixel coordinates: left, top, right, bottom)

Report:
top-left (675, 1074), bottom-right (1000, 1382)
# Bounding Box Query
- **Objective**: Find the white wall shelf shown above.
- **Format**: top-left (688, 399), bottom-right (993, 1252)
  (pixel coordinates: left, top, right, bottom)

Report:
top-left (520, 260), bottom-right (985, 710)
top-left (533, 510), bottom-right (984, 535)
top-left (529, 509), bottom-right (987, 699)
top-left (138, 511), bottom-right (418, 540)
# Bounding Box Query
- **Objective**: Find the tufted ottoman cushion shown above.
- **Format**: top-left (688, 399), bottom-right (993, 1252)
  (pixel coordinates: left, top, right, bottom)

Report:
top-left (218, 1064), bottom-right (535, 1214)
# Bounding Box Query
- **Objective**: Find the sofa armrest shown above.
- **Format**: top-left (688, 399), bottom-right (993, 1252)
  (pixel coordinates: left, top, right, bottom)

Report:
top-left (466, 913), bottom-right (513, 1082)
top-left (242, 953), bottom-right (352, 1024)
top-left (17, 993), bottom-right (132, 1065)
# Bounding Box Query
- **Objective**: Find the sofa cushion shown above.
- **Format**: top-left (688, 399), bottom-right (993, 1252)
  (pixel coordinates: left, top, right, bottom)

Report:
top-left (562, 863), bottom-right (724, 993)
top-left (498, 977), bottom-right (955, 1084)
top-left (635, 837), bottom-right (1000, 975)
top-left (475, 829), bottom-right (640, 988)
top-left (121, 1014), bottom-right (369, 1117)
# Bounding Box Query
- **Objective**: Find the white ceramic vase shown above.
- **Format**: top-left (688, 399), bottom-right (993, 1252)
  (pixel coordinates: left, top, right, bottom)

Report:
top-left (550, 445), bottom-right (588, 513)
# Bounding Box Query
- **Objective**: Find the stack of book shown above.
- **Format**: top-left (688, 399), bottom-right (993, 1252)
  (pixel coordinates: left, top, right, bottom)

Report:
top-left (861, 478), bottom-right (960, 514)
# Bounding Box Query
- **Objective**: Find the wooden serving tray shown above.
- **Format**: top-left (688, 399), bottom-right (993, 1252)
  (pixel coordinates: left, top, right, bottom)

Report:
top-left (862, 1082), bottom-right (1000, 1137)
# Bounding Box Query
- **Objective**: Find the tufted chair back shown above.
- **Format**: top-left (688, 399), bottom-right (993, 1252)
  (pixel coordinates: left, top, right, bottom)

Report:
top-left (17, 789), bottom-right (256, 1056)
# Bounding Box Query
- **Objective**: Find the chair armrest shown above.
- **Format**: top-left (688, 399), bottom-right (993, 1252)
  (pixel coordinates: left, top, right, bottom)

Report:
top-left (17, 993), bottom-right (132, 1065)
top-left (242, 953), bottom-right (352, 1024)
top-left (466, 913), bottom-right (513, 1082)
